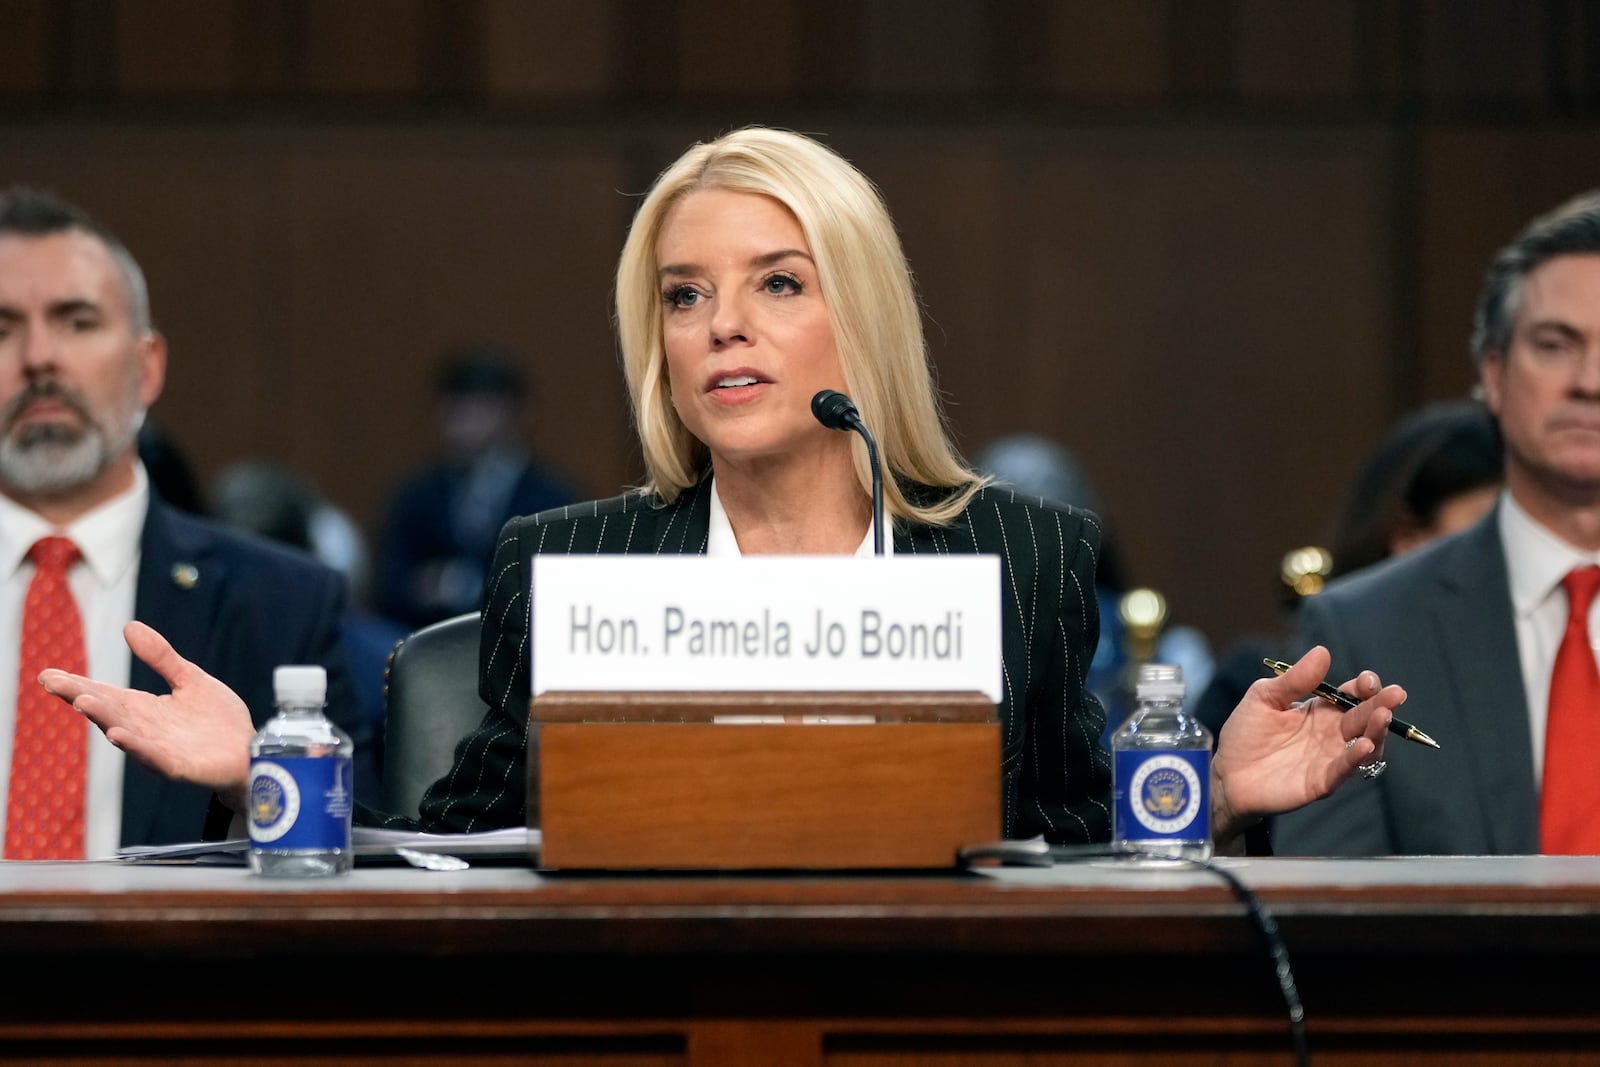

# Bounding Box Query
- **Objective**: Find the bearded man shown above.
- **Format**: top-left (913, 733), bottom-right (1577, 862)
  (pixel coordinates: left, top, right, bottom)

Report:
top-left (0, 186), bottom-right (363, 855)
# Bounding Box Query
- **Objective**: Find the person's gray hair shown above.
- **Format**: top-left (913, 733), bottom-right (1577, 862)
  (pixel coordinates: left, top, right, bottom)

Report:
top-left (1471, 189), bottom-right (1600, 369)
top-left (0, 185), bottom-right (153, 335)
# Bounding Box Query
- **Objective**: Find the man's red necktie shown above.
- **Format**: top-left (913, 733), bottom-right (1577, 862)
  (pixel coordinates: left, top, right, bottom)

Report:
top-left (5, 537), bottom-right (87, 860)
top-left (1541, 565), bottom-right (1600, 854)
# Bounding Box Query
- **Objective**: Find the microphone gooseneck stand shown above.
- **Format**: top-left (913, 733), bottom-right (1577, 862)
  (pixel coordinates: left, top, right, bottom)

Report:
top-left (810, 389), bottom-right (885, 556)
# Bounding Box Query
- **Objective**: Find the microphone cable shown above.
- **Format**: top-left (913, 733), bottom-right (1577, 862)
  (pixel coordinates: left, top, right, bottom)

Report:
top-left (1193, 853), bottom-right (1309, 1067)
top-left (958, 840), bottom-right (1309, 1067)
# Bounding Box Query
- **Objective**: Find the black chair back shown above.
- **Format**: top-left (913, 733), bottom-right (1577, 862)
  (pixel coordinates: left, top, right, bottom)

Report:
top-left (381, 611), bottom-right (487, 818)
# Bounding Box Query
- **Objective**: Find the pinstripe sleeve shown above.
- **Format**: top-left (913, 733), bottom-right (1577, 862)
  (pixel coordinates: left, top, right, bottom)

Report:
top-left (977, 493), bottom-right (1111, 844)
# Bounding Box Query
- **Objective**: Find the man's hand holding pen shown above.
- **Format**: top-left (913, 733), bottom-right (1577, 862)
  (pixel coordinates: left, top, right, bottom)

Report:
top-left (1209, 644), bottom-right (1408, 844)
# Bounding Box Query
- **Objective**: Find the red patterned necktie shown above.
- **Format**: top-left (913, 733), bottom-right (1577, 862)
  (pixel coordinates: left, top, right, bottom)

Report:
top-left (1541, 565), bottom-right (1600, 854)
top-left (5, 536), bottom-right (87, 860)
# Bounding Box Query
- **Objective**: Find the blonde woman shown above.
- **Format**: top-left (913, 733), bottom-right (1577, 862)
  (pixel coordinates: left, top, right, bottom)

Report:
top-left (42, 127), bottom-right (1405, 849)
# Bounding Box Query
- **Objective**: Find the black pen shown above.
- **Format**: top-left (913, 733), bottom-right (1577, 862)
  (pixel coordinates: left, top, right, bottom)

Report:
top-left (1263, 658), bottom-right (1440, 750)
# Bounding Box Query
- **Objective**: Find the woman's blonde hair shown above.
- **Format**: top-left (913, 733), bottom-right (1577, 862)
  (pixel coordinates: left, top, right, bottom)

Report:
top-left (614, 125), bottom-right (983, 526)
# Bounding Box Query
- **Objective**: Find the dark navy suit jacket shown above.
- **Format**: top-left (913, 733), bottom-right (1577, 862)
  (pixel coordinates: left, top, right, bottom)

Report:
top-left (125, 498), bottom-right (363, 846)
top-left (365, 478), bottom-right (1113, 846)
top-left (373, 455), bottom-right (580, 630)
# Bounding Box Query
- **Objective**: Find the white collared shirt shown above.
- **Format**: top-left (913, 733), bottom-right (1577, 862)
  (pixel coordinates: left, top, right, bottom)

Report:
top-left (705, 476), bottom-right (891, 558)
top-left (0, 465), bottom-right (147, 859)
top-left (1501, 489), bottom-right (1600, 786)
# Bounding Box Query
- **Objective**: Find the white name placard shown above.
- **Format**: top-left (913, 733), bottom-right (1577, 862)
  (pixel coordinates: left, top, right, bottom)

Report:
top-left (531, 555), bottom-right (1001, 701)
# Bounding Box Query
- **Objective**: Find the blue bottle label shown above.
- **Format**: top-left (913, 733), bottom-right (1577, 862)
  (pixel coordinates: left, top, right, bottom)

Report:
top-left (1113, 748), bottom-right (1210, 843)
top-left (248, 756), bottom-right (352, 850)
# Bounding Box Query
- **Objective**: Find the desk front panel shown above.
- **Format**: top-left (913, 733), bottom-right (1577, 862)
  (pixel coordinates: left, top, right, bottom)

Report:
top-left (2, 858), bottom-right (1598, 1065)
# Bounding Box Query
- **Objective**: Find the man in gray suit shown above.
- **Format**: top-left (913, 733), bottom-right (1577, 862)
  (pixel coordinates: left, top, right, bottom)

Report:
top-left (1274, 189), bottom-right (1600, 856)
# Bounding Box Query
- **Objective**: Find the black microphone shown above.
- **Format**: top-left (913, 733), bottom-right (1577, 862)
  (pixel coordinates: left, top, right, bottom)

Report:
top-left (811, 389), bottom-right (885, 556)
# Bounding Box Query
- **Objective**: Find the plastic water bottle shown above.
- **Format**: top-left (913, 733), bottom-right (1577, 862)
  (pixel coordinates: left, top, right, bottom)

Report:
top-left (1111, 663), bottom-right (1213, 861)
top-left (248, 665), bottom-right (353, 877)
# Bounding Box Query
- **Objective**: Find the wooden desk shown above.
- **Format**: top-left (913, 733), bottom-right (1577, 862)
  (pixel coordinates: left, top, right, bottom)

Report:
top-left (3, 855), bottom-right (1600, 1065)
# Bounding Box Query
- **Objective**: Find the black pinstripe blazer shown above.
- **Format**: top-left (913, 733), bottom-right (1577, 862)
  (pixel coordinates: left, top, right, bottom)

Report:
top-left (366, 477), bottom-right (1112, 845)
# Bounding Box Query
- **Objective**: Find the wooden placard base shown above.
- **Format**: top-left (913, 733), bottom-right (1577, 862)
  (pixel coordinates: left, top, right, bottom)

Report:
top-left (531, 691), bottom-right (999, 870)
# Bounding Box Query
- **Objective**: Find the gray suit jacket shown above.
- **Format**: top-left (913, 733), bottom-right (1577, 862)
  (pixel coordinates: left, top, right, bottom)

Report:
top-left (1271, 504), bottom-right (1537, 855)
top-left (366, 477), bottom-right (1115, 846)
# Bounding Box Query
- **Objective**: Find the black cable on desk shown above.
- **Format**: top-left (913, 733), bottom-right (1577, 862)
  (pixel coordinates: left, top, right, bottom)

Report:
top-left (958, 841), bottom-right (1310, 1067)
top-left (1192, 855), bottom-right (1309, 1067)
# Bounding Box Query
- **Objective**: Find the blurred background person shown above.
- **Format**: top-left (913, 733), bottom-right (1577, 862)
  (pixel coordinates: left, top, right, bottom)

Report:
top-left (135, 421), bottom-right (205, 517)
top-left (1195, 397), bottom-right (1504, 736)
top-left (972, 432), bottom-right (1215, 739)
top-left (1323, 398), bottom-right (1504, 580)
top-left (373, 344), bottom-right (581, 630)
top-left (210, 459), bottom-right (402, 808)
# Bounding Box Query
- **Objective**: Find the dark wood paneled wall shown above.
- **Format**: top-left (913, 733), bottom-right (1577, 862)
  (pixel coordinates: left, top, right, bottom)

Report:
top-left (2, 0), bottom-right (1598, 658)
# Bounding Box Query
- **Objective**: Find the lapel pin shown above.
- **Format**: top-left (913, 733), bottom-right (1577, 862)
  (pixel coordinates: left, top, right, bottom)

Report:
top-left (171, 562), bottom-right (199, 589)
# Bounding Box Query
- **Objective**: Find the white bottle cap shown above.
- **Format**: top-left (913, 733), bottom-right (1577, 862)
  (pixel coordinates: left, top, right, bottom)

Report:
top-left (273, 665), bottom-right (327, 704)
top-left (1135, 662), bottom-right (1185, 701)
